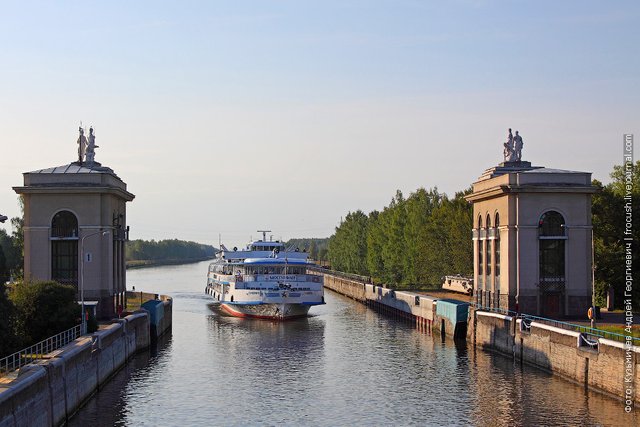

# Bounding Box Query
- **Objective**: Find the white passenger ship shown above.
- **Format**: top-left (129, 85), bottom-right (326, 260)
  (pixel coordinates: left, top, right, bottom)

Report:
top-left (205, 232), bottom-right (325, 320)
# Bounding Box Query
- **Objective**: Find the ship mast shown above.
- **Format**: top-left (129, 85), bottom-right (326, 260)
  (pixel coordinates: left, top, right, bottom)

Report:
top-left (257, 229), bottom-right (271, 241)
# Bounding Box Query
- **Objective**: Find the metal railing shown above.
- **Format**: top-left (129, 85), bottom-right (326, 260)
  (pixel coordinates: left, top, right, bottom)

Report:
top-left (0, 324), bottom-right (82, 375)
top-left (473, 303), bottom-right (640, 344)
top-left (307, 265), bottom-right (373, 284)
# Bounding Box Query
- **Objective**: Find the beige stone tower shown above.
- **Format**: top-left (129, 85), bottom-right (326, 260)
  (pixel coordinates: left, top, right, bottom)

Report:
top-left (465, 134), bottom-right (596, 318)
top-left (13, 128), bottom-right (134, 319)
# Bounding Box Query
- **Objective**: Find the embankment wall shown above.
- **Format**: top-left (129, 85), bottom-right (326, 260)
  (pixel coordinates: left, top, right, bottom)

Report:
top-left (0, 311), bottom-right (157, 427)
top-left (323, 270), bottom-right (639, 404)
top-left (471, 309), bottom-right (640, 404)
top-left (125, 292), bottom-right (172, 339)
top-left (323, 273), bottom-right (465, 337)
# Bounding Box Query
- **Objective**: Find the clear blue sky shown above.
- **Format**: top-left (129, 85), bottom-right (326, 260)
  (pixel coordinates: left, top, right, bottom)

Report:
top-left (1, 1), bottom-right (638, 247)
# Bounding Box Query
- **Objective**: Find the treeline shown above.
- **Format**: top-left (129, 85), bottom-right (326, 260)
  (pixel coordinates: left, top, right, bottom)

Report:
top-left (126, 239), bottom-right (216, 263)
top-left (285, 238), bottom-right (329, 261)
top-left (328, 188), bottom-right (473, 289)
top-left (327, 162), bottom-right (638, 308)
top-left (592, 161), bottom-right (639, 308)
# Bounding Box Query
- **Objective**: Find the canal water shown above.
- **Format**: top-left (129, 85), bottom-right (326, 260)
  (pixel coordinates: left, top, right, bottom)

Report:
top-left (69, 261), bottom-right (636, 426)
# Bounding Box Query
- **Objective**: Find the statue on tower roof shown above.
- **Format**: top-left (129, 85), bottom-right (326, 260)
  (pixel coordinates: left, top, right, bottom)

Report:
top-left (86, 126), bottom-right (99, 164)
top-left (503, 128), bottom-right (524, 163)
top-left (77, 126), bottom-right (87, 165)
top-left (513, 130), bottom-right (523, 161)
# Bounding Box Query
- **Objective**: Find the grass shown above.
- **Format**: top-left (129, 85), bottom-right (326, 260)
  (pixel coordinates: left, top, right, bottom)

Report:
top-left (125, 297), bottom-right (144, 312)
top-left (593, 324), bottom-right (640, 338)
top-left (575, 324), bottom-right (640, 344)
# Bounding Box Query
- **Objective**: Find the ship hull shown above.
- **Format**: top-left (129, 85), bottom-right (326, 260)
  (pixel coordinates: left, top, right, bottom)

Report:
top-left (220, 302), bottom-right (312, 320)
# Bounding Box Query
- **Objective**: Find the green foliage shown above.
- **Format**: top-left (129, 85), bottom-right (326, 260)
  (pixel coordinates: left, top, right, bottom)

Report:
top-left (328, 210), bottom-right (369, 275)
top-left (285, 238), bottom-right (329, 261)
top-left (0, 283), bottom-right (18, 357)
top-left (9, 280), bottom-right (79, 345)
top-left (366, 210), bottom-right (385, 280)
top-left (309, 241), bottom-right (318, 259)
top-left (1, 195), bottom-right (25, 280)
top-left (383, 191), bottom-right (407, 284)
top-left (592, 161), bottom-right (640, 308)
top-left (126, 239), bottom-right (216, 262)
top-left (330, 187), bottom-right (473, 288)
top-left (0, 210), bottom-right (24, 281)
top-left (0, 244), bottom-right (7, 284)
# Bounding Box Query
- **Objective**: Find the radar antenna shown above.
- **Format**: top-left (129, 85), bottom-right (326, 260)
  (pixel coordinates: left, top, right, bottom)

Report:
top-left (257, 229), bottom-right (271, 242)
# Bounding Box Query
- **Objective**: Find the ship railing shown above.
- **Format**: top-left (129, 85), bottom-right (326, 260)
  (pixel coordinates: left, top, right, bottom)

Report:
top-left (233, 274), bottom-right (321, 284)
top-left (0, 324), bottom-right (82, 376)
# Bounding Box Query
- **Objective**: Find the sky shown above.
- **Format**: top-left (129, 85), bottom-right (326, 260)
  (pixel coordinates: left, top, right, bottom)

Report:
top-left (0, 1), bottom-right (638, 248)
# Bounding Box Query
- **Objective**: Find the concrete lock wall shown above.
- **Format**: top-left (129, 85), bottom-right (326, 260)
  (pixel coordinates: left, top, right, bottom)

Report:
top-left (328, 274), bottom-right (458, 337)
top-left (322, 270), bottom-right (639, 404)
top-left (323, 275), bottom-right (366, 302)
top-left (157, 299), bottom-right (172, 338)
top-left (141, 298), bottom-right (173, 339)
top-left (473, 311), bottom-right (515, 355)
top-left (0, 312), bottom-right (156, 427)
top-left (472, 310), bottom-right (640, 403)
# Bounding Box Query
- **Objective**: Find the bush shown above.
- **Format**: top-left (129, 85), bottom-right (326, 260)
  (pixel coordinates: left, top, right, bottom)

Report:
top-left (0, 283), bottom-right (18, 357)
top-left (9, 280), bottom-right (80, 345)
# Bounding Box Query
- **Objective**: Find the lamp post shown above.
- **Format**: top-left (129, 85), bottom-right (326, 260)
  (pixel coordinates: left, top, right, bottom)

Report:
top-left (80, 229), bottom-right (110, 334)
top-left (591, 227), bottom-right (596, 330)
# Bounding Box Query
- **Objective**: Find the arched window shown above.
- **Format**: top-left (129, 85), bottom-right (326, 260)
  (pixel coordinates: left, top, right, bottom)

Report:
top-left (539, 211), bottom-right (565, 237)
top-left (477, 215), bottom-right (483, 290)
top-left (52, 211), bottom-right (78, 238)
top-left (485, 214), bottom-right (491, 276)
top-left (51, 211), bottom-right (79, 286)
top-left (494, 213), bottom-right (500, 285)
top-left (538, 211), bottom-right (566, 285)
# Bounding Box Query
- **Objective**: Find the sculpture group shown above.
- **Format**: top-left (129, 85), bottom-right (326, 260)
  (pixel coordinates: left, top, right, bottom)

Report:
top-left (76, 126), bottom-right (99, 165)
top-left (503, 128), bottom-right (523, 162)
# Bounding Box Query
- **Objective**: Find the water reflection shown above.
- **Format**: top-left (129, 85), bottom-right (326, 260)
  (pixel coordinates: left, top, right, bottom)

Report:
top-left (67, 261), bottom-right (637, 426)
top-left (68, 332), bottom-right (173, 427)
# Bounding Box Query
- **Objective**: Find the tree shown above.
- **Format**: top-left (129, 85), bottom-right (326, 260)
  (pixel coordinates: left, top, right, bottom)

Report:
top-left (318, 247), bottom-right (328, 262)
top-left (0, 223), bottom-right (23, 281)
top-left (309, 241), bottom-right (318, 260)
top-left (404, 188), bottom-right (441, 285)
top-left (329, 185), bottom-right (473, 289)
top-left (0, 283), bottom-right (18, 357)
top-left (9, 281), bottom-right (79, 345)
top-left (328, 211), bottom-right (369, 275)
top-left (366, 210), bottom-right (385, 281)
top-left (592, 161), bottom-right (640, 308)
top-left (126, 239), bottom-right (216, 262)
top-left (0, 244), bottom-right (7, 284)
top-left (381, 191), bottom-right (406, 284)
